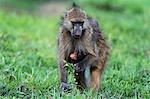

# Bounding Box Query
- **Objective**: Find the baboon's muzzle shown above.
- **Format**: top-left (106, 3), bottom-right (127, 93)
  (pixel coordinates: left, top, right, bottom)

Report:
top-left (72, 25), bottom-right (82, 39)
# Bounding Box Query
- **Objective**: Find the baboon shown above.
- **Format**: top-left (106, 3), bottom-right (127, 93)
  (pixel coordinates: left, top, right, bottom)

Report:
top-left (58, 3), bottom-right (109, 91)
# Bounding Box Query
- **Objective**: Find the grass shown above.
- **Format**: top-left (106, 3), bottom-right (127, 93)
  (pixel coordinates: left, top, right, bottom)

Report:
top-left (0, 0), bottom-right (150, 98)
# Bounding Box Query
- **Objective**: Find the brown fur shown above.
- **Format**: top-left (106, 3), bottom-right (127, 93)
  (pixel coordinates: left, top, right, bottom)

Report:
top-left (58, 6), bottom-right (109, 91)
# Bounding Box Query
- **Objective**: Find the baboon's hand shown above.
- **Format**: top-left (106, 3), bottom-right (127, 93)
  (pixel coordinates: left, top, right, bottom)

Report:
top-left (74, 62), bottom-right (85, 72)
top-left (60, 82), bottom-right (71, 91)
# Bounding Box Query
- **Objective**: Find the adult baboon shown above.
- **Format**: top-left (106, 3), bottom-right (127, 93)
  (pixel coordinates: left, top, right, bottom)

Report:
top-left (58, 3), bottom-right (109, 91)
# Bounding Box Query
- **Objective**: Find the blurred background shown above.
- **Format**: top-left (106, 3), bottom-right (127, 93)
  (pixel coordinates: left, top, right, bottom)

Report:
top-left (0, 0), bottom-right (150, 98)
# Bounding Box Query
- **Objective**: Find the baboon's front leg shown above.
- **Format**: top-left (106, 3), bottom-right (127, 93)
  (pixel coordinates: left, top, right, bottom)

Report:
top-left (59, 61), bottom-right (70, 91)
top-left (91, 67), bottom-right (102, 91)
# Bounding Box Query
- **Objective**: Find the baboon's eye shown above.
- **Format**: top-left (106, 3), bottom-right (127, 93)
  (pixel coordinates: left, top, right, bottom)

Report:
top-left (78, 22), bottom-right (84, 26)
top-left (71, 21), bottom-right (84, 26)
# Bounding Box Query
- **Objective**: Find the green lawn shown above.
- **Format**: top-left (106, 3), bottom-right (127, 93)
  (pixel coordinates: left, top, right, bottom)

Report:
top-left (0, 0), bottom-right (150, 98)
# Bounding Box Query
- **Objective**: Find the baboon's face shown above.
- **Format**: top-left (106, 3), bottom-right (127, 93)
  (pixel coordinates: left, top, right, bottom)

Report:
top-left (71, 21), bottom-right (84, 39)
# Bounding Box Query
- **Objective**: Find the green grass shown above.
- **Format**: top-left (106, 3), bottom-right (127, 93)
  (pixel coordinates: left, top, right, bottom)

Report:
top-left (0, 0), bottom-right (150, 98)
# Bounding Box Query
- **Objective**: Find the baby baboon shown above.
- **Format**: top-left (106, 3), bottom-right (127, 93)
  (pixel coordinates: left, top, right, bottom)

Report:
top-left (58, 3), bottom-right (109, 91)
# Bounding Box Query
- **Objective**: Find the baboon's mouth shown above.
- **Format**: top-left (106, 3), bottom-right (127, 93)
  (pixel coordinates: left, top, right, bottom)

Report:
top-left (73, 35), bottom-right (81, 39)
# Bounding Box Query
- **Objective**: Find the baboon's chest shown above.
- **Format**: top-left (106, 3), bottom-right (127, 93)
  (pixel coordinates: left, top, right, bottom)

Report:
top-left (65, 39), bottom-right (88, 64)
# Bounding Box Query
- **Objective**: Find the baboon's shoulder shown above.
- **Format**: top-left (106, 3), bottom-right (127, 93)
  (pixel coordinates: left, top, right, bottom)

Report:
top-left (88, 18), bottom-right (102, 42)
